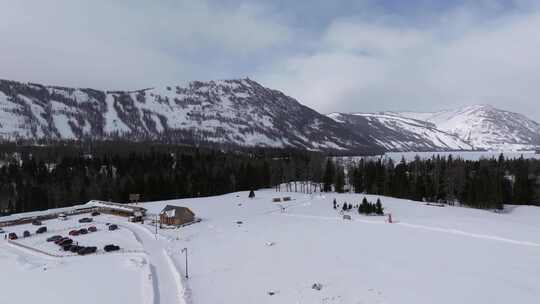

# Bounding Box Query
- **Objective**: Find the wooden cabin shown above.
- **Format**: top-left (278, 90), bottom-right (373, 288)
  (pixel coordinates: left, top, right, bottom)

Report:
top-left (159, 205), bottom-right (195, 226)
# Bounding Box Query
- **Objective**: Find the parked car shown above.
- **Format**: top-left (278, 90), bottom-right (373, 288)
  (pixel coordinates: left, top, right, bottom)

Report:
top-left (108, 224), bottom-right (118, 231)
top-left (8, 232), bottom-right (17, 240)
top-left (76, 246), bottom-right (86, 253)
top-left (70, 245), bottom-right (82, 253)
top-left (62, 244), bottom-right (73, 251)
top-left (47, 235), bottom-right (63, 242)
top-left (104, 244), bottom-right (120, 252)
top-left (36, 226), bottom-right (47, 234)
top-left (78, 228), bottom-right (88, 235)
top-left (23, 230), bottom-right (30, 238)
top-left (78, 218), bottom-right (93, 223)
top-left (88, 226), bottom-right (97, 233)
top-left (69, 230), bottom-right (80, 236)
top-left (58, 213), bottom-right (67, 221)
top-left (0, 228), bottom-right (5, 234)
top-left (78, 246), bottom-right (97, 255)
top-left (32, 219), bottom-right (42, 226)
top-left (58, 239), bottom-right (73, 246)
top-left (91, 211), bottom-right (101, 216)
top-left (55, 237), bottom-right (70, 245)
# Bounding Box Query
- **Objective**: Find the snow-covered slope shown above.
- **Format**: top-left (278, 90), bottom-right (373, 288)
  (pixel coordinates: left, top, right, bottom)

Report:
top-left (396, 105), bottom-right (540, 151)
top-left (3, 190), bottom-right (540, 304)
top-left (0, 79), bottom-right (381, 154)
top-left (328, 112), bottom-right (473, 151)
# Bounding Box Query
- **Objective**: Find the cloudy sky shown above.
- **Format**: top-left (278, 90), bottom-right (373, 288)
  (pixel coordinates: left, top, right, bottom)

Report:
top-left (1, 0), bottom-right (540, 120)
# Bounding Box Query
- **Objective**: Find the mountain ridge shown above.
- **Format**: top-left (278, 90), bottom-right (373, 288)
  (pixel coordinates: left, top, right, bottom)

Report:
top-left (328, 112), bottom-right (473, 152)
top-left (394, 104), bottom-right (540, 150)
top-left (329, 104), bottom-right (540, 152)
top-left (0, 78), bottom-right (382, 154)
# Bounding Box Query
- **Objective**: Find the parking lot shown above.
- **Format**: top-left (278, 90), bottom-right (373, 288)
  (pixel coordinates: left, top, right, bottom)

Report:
top-left (3, 213), bottom-right (143, 257)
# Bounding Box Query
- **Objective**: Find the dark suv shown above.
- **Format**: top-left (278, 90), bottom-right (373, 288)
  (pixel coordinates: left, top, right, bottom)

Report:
top-left (78, 218), bottom-right (93, 223)
top-left (104, 244), bottom-right (120, 252)
top-left (36, 226), bottom-right (47, 234)
top-left (8, 232), bottom-right (17, 240)
top-left (108, 224), bottom-right (118, 231)
top-left (70, 245), bottom-right (83, 253)
top-left (78, 246), bottom-right (97, 255)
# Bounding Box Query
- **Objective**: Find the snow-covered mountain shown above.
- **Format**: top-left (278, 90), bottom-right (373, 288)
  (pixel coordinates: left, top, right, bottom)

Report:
top-left (395, 105), bottom-right (540, 151)
top-left (0, 78), bottom-right (381, 154)
top-left (327, 112), bottom-right (473, 152)
top-left (329, 104), bottom-right (540, 152)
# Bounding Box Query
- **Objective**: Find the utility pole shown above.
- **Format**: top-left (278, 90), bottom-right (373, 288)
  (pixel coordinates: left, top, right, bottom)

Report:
top-left (181, 247), bottom-right (189, 279)
top-left (155, 215), bottom-right (158, 239)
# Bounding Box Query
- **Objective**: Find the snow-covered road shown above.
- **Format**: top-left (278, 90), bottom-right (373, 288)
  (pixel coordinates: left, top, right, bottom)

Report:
top-left (123, 222), bottom-right (186, 304)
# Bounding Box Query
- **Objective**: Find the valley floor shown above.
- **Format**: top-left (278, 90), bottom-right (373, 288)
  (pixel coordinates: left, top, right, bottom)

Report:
top-left (2, 190), bottom-right (540, 303)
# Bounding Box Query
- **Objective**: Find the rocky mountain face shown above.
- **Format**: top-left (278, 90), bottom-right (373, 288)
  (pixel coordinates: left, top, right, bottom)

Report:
top-left (0, 78), bottom-right (382, 154)
top-left (329, 104), bottom-right (540, 152)
top-left (327, 112), bottom-right (473, 152)
top-left (395, 105), bottom-right (540, 151)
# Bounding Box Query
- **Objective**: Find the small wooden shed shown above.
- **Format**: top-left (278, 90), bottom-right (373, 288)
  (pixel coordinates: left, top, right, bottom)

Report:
top-left (159, 205), bottom-right (195, 226)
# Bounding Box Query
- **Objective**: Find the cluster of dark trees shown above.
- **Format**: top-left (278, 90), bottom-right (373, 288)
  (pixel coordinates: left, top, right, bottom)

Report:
top-left (333, 197), bottom-right (384, 215)
top-left (323, 155), bottom-right (540, 210)
top-left (359, 197), bottom-right (384, 215)
top-left (333, 199), bottom-right (353, 211)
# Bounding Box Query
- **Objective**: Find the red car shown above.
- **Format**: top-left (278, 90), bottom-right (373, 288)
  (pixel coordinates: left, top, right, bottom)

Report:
top-left (58, 239), bottom-right (73, 246)
top-left (88, 226), bottom-right (97, 233)
top-left (55, 237), bottom-right (70, 245)
top-left (69, 230), bottom-right (80, 236)
top-left (8, 232), bottom-right (17, 240)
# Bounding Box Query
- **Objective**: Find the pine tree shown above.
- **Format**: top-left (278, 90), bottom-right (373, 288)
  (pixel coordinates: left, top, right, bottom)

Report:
top-left (375, 198), bottom-right (384, 215)
top-left (360, 197), bottom-right (369, 214)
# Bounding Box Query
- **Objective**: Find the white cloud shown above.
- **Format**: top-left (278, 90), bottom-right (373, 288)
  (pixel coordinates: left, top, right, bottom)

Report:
top-left (261, 3), bottom-right (540, 121)
top-left (0, 0), bottom-right (290, 89)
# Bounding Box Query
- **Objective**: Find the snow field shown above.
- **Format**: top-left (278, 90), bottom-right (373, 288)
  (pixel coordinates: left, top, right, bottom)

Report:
top-left (142, 190), bottom-right (540, 304)
top-left (2, 190), bottom-right (540, 303)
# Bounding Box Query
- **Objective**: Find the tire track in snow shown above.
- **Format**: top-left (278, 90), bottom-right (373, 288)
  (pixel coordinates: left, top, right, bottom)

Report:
top-left (122, 222), bottom-right (187, 304)
top-left (278, 213), bottom-right (540, 247)
top-left (396, 222), bottom-right (540, 247)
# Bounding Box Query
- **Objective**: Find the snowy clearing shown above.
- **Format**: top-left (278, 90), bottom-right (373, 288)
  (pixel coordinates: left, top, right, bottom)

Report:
top-left (2, 190), bottom-right (540, 303)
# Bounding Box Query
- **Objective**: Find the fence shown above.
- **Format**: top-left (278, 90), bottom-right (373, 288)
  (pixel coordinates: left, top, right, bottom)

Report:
top-left (7, 239), bottom-right (63, 258)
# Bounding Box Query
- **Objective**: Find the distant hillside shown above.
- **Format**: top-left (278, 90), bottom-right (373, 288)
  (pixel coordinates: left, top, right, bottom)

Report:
top-left (327, 112), bottom-right (472, 152)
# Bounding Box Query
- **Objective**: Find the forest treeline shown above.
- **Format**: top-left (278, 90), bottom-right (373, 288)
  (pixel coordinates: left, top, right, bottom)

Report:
top-left (0, 142), bottom-right (538, 214)
top-left (326, 154), bottom-right (540, 210)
